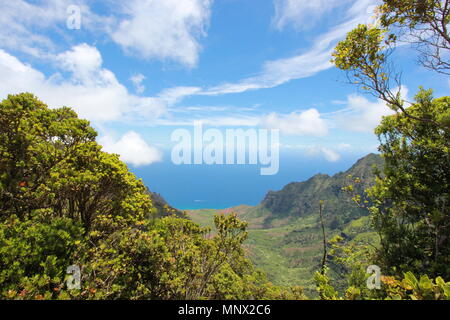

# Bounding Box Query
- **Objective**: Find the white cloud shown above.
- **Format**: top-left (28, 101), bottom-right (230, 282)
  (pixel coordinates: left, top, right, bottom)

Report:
top-left (307, 146), bottom-right (341, 162)
top-left (111, 0), bottom-right (212, 67)
top-left (0, 45), bottom-right (166, 122)
top-left (0, 1), bottom-right (210, 68)
top-left (156, 108), bottom-right (329, 135)
top-left (199, 0), bottom-right (377, 96)
top-left (261, 109), bottom-right (328, 136)
top-left (0, 0), bottom-right (112, 59)
top-left (99, 131), bottom-right (163, 166)
top-left (57, 43), bottom-right (103, 84)
top-left (159, 86), bottom-right (202, 105)
top-left (273, 0), bottom-right (351, 30)
top-left (0, 0), bottom-right (379, 109)
top-left (203, 48), bottom-right (333, 95)
top-left (336, 95), bottom-right (392, 132)
top-left (0, 0), bottom-right (66, 58)
top-left (333, 86), bottom-right (409, 132)
top-left (130, 74), bottom-right (146, 94)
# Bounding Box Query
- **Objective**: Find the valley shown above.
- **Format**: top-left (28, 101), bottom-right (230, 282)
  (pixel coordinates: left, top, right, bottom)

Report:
top-left (187, 154), bottom-right (383, 295)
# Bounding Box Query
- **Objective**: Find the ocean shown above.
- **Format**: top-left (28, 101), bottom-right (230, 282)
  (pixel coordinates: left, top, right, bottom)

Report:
top-left (130, 151), bottom-right (365, 210)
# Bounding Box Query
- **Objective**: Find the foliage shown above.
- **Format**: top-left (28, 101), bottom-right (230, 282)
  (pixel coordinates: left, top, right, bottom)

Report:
top-left (0, 93), bottom-right (302, 300)
top-left (79, 214), bottom-right (301, 300)
top-left (324, 91), bottom-right (450, 297)
top-left (188, 155), bottom-right (384, 297)
top-left (326, 232), bottom-right (383, 298)
top-left (379, 0), bottom-right (450, 74)
top-left (330, 0), bottom-right (450, 300)
top-left (315, 235), bottom-right (449, 300)
top-left (332, 24), bottom-right (404, 113)
top-left (1, 92), bottom-right (448, 300)
top-left (368, 89), bottom-right (449, 279)
top-left (382, 272), bottom-right (450, 300)
top-left (332, 0), bottom-right (449, 124)
top-left (314, 267), bottom-right (340, 300)
top-left (146, 189), bottom-right (186, 219)
top-left (0, 212), bottom-right (84, 300)
top-left (0, 93), bottom-right (151, 232)
top-left (315, 266), bottom-right (450, 300)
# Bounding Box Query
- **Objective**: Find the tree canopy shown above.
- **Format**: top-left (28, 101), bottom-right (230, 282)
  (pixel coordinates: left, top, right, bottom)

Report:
top-left (0, 93), bottom-right (304, 300)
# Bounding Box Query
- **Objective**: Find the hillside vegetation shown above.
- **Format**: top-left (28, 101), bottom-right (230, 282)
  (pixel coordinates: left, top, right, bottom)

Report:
top-left (188, 154), bottom-right (383, 295)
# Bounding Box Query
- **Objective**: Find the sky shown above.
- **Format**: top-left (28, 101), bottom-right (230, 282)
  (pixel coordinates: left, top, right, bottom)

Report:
top-left (0, 0), bottom-right (448, 209)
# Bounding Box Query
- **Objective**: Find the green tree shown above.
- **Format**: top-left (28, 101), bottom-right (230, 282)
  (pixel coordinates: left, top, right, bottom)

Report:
top-left (379, 0), bottom-right (450, 74)
top-left (368, 89), bottom-right (449, 278)
top-left (332, 0), bottom-right (449, 126)
top-left (0, 212), bottom-right (85, 300)
top-left (332, 0), bottom-right (449, 280)
top-left (0, 93), bottom-right (152, 231)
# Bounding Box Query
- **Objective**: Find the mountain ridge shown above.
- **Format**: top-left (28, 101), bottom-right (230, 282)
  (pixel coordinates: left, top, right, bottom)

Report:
top-left (252, 153), bottom-right (384, 227)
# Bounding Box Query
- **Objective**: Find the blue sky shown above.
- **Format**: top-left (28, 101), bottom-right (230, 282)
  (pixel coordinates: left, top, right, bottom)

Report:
top-left (0, 0), bottom-right (448, 208)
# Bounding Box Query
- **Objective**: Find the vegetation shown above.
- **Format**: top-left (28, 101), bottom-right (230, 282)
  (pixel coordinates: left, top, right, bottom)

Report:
top-left (190, 0), bottom-right (450, 301)
top-left (317, 0), bottom-right (450, 300)
top-left (1, 0), bottom-right (448, 301)
top-left (332, 0), bottom-right (450, 126)
top-left (260, 154), bottom-right (384, 225)
top-left (0, 93), bottom-right (304, 300)
top-left (189, 154), bottom-right (384, 296)
top-left (369, 89), bottom-right (449, 279)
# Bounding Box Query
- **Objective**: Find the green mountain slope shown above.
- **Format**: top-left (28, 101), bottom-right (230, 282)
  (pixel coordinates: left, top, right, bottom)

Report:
top-left (187, 154), bottom-right (384, 296)
top-left (258, 153), bottom-right (383, 227)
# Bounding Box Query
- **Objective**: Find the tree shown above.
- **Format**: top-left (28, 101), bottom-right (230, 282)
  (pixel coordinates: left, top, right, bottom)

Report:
top-left (332, 0), bottom-right (449, 280)
top-left (368, 89), bottom-right (449, 279)
top-left (0, 93), bottom-right (152, 231)
top-left (332, 0), bottom-right (449, 126)
top-left (379, 0), bottom-right (450, 74)
top-left (0, 213), bottom-right (84, 300)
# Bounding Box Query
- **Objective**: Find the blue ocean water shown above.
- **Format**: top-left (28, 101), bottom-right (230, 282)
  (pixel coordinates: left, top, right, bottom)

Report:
top-left (130, 152), bottom-right (366, 210)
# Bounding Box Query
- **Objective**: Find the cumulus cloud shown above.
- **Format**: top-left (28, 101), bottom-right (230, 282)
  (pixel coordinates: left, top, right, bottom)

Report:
top-left (99, 131), bottom-right (163, 166)
top-left (56, 43), bottom-right (104, 84)
top-left (157, 108), bottom-right (328, 136)
top-left (333, 86), bottom-right (409, 132)
top-left (0, 44), bottom-right (166, 122)
top-left (261, 109), bottom-right (328, 136)
top-left (0, 0), bottom-right (211, 68)
top-left (0, 0), bottom-right (378, 107)
top-left (111, 0), bottom-right (212, 67)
